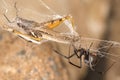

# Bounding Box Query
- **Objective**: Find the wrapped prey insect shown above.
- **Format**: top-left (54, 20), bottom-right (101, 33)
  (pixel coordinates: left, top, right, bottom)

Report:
top-left (3, 3), bottom-right (77, 44)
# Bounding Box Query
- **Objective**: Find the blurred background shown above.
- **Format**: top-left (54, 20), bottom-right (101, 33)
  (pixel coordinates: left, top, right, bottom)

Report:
top-left (0, 0), bottom-right (120, 80)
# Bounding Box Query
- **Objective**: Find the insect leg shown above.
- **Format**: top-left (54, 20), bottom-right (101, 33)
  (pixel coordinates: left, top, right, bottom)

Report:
top-left (3, 2), bottom-right (18, 23)
top-left (3, 14), bottom-right (14, 23)
top-left (45, 15), bottom-right (74, 29)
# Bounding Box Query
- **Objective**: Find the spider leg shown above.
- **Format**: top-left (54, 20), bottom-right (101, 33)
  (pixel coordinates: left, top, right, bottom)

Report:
top-left (89, 56), bottom-right (95, 71)
top-left (53, 43), bottom-right (83, 68)
top-left (72, 44), bottom-right (80, 58)
top-left (53, 48), bottom-right (82, 68)
top-left (68, 61), bottom-right (82, 68)
top-left (68, 51), bottom-right (84, 68)
top-left (53, 49), bottom-right (75, 59)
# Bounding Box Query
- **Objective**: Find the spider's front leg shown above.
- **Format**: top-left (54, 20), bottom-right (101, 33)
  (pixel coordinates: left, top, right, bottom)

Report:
top-left (53, 48), bottom-right (82, 68)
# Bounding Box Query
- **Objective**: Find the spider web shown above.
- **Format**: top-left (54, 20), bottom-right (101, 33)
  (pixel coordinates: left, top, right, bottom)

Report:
top-left (71, 37), bottom-right (120, 63)
top-left (1, 0), bottom-right (120, 63)
top-left (0, 0), bottom-right (79, 44)
top-left (37, 0), bottom-right (78, 36)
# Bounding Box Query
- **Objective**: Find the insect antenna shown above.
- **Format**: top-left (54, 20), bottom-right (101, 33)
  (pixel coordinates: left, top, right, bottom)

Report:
top-left (14, 2), bottom-right (19, 18)
top-left (3, 2), bottom-right (19, 23)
